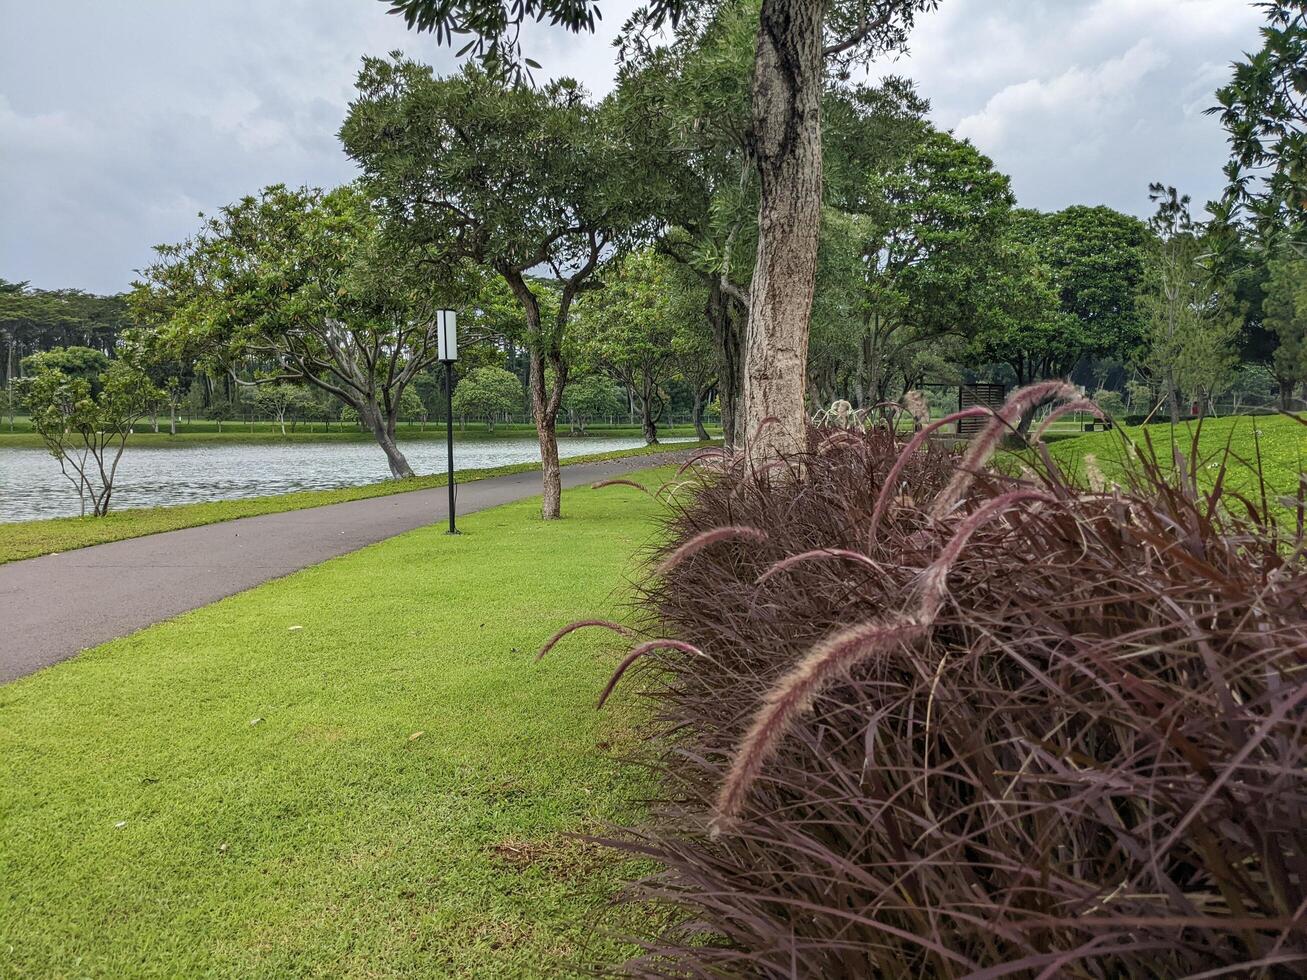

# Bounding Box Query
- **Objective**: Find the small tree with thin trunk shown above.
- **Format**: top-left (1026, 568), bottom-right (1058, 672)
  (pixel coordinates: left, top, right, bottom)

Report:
top-left (133, 184), bottom-right (467, 478)
top-left (16, 359), bottom-right (159, 517)
top-left (342, 60), bottom-right (648, 517)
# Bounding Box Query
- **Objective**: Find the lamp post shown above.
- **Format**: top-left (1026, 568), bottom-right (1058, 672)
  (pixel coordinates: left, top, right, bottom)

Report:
top-left (437, 309), bottom-right (459, 535)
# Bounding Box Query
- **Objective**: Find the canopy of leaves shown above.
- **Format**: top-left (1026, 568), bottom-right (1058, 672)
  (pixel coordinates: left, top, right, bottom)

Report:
top-left (845, 129), bottom-right (1016, 395)
top-left (133, 184), bottom-right (466, 415)
top-left (451, 365), bottom-right (522, 421)
top-left (1264, 251), bottom-right (1307, 387)
top-left (1010, 205), bottom-right (1150, 370)
top-left (1210, 1), bottom-right (1307, 236)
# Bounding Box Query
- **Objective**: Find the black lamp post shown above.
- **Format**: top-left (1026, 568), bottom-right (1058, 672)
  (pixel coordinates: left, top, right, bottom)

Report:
top-left (437, 309), bottom-right (459, 534)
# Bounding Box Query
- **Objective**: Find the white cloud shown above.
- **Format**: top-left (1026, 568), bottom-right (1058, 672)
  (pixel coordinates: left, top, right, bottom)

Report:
top-left (955, 40), bottom-right (1169, 149)
top-left (0, 0), bottom-right (1272, 292)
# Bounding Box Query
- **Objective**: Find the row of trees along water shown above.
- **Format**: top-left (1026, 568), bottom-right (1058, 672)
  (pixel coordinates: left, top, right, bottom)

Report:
top-left (3, 0), bottom-right (1305, 517)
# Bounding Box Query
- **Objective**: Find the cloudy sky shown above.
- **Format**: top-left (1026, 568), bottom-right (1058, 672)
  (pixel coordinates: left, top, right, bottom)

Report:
top-left (0, 0), bottom-right (1265, 295)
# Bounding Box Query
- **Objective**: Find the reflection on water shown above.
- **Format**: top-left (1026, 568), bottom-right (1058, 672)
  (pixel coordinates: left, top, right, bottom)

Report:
top-left (0, 436), bottom-right (689, 523)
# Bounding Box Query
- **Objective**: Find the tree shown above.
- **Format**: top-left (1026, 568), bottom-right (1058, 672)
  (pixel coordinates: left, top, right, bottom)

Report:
top-left (20, 346), bottom-right (111, 385)
top-left (1210, 1), bottom-right (1307, 239)
top-left (1264, 251), bottom-right (1307, 407)
top-left (134, 184), bottom-right (465, 479)
top-left (241, 384), bottom-right (316, 436)
top-left (1002, 206), bottom-right (1150, 380)
top-left (451, 366), bottom-right (522, 430)
top-left (381, 0), bottom-right (940, 463)
top-left (846, 130), bottom-right (1017, 404)
top-left (15, 357), bottom-right (159, 517)
top-left (0, 283), bottom-right (130, 386)
top-left (342, 60), bottom-right (649, 518)
top-left (563, 374), bottom-right (622, 434)
top-left (576, 250), bottom-right (693, 444)
top-left (0, 384), bottom-right (15, 431)
top-left (1142, 185), bottom-right (1242, 421)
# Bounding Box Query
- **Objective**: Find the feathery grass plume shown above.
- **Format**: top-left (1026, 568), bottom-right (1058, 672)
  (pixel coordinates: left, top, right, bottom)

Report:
top-left (651, 526), bottom-right (769, 579)
top-left (712, 614), bottom-right (926, 830)
top-left (755, 547), bottom-right (883, 585)
top-left (916, 489), bottom-right (1058, 621)
top-left (719, 489), bottom-right (1057, 824)
top-left (931, 380), bottom-right (1083, 519)
top-left (1031, 398), bottom-right (1105, 443)
top-left (534, 619), bottom-right (634, 662)
top-left (868, 406), bottom-right (992, 542)
top-left (902, 389), bottom-right (930, 428)
top-left (597, 639), bottom-right (705, 708)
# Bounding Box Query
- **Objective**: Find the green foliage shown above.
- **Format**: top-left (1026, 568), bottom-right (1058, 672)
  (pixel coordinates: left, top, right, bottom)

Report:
top-left (19, 345), bottom-right (111, 388)
top-left (562, 375), bottom-right (623, 433)
top-left (1002, 205), bottom-right (1150, 378)
top-left (1210, 1), bottom-right (1307, 236)
top-left (1141, 185), bottom-right (1241, 414)
top-left (1264, 250), bottom-right (1307, 402)
top-left (0, 285), bottom-right (129, 385)
top-left (134, 183), bottom-right (465, 477)
top-left (848, 129), bottom-right (1016, 399)
top-left (451, 366), bottom-right (522, 429)
top-left (1092, 387), bottom-right (1127, 419)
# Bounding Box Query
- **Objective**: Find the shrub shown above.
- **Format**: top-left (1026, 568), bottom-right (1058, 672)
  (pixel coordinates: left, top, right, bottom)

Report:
top-left (554, 390), bottom-right (1307, 977)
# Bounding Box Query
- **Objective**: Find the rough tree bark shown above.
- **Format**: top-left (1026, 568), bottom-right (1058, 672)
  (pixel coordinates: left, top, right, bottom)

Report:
top-left (528, 349), bottom-right (564, 519)
top-left (742, 0), bottom-right (825, 463)
top-left (691, 387), bottom-right (711, 441)
top-left (709, 280), bottom-right (746, 451)
top-left (359, 402), bottom-right (416, 479)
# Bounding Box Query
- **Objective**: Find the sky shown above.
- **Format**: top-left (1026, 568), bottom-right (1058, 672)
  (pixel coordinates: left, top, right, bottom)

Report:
top-left (0, 0), bottom-right (1267, 295)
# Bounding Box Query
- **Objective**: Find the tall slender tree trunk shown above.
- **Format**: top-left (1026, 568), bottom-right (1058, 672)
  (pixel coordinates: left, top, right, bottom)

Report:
top-left (708, 281), bottom-right (745, 450)
top-left (691, 388), bottom-right (710, 441)
top-left (742, 0), bottom-right (824, 464)
top-left (529, 349), bottom-right (563, 519)
top-left (640, 386), bottom-right (659, 445)
top-left (1166, 368), bottom-right (1180, 425)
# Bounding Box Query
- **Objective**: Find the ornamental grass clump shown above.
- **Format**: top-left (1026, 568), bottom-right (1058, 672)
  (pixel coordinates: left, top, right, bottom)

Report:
top-left (554, 390), bottom-right (1307, 977)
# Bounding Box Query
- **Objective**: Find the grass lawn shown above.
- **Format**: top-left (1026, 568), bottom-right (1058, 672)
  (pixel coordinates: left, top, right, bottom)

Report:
top-left (0, 441), bottom-right (715, 565)
top-left (1047, 413), bottom-right (1307, 505)
top-left (0, 465), bottom-right (677, 977)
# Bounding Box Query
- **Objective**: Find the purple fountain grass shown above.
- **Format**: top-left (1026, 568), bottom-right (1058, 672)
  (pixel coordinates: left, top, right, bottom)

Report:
top-left (712, 614), bottom-right (927, 830)
top-left (649, 525), bottom-right (769, 579)
top-left (545, 381), bottom-right (1307, 977)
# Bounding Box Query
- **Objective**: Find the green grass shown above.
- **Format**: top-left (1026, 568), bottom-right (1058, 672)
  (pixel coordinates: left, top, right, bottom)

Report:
top-left (1046, 413), bottom-right (1307, 504)
top-left (0, 441), bottom-right (716, 565)
top-left (0, 465), bottom-right (678, 978)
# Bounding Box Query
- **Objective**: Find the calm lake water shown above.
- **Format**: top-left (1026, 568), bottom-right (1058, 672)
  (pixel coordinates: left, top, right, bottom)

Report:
top-left (0, 436), bottom-right (689, 523)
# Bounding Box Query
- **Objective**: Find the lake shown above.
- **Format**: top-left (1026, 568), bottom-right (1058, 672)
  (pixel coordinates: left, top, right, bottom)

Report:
top-left (0, 436), bottom-right (690, 523)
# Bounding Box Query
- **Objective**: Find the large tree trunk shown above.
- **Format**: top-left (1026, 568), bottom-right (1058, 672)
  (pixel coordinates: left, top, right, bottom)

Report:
top-left (529, 349), bottom-right (563, 519)
top-left (742, 0), bottom-right (824, 464)
top-left (360, 402), bottom-right (415, 479)
top-left (1166, 368), bottom-right (1181, 425)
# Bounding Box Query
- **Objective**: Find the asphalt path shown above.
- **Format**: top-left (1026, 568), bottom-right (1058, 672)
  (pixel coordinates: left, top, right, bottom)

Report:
top-left (0, 453), bottom-right (688, 683)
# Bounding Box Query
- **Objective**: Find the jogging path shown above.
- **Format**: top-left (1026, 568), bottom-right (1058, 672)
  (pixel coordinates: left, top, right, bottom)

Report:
top-left (0, 452), bottom-right (688, 683)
